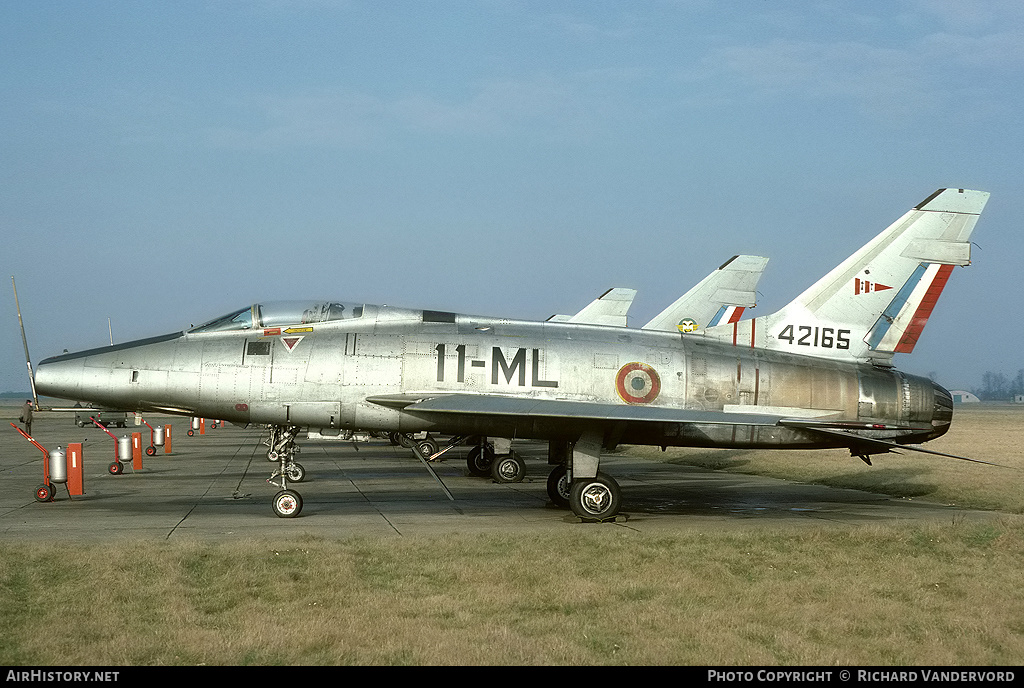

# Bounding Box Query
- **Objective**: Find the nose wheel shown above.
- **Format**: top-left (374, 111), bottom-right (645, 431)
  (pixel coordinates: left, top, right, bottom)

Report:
top-left (272, 489), bottom-right (303, 518)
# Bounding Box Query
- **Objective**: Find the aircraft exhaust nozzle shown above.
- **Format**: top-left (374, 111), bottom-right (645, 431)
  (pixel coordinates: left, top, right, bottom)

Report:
top-left (929, 381), bottom-right (954, 441)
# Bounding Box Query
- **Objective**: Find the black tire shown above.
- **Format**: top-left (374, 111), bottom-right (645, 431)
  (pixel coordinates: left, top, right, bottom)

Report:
top-left (272, 489), bottom-right (303, 518)
top-left (285, 462), bottom-right (306, 483)
top-left (35, 484), bottom-right (53, 502)
top-left (491, 453), bottom-right (525, 483)
top-left (108, 462), bottom-right (124, 476)
top-left (417, 438), bottom-right (439, 459)
top-left (397, 433), bottom-right (414, 448)
top-left (569, 473), bottom-right (621, 522)
top-left (145, 446), bottom-right (156, 456)
top-left (546, 465), bottom-right (570, 507)
top-left (467, 444), bottom-right (495, 477)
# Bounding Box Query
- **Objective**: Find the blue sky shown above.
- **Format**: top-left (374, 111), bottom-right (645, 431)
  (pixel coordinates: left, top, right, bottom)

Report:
top-left (2, 0), bottom-right (1022, 394)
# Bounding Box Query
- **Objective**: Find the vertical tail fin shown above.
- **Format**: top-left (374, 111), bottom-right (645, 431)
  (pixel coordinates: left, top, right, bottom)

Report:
top-left (642, 254), bottom-right (768, 332)
top-left (547, 287), bottom-right (637, 326)
top-left (697, 189), bottom-right (989, 364)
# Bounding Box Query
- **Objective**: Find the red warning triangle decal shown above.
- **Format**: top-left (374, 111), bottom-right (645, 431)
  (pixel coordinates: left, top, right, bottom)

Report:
top-left (854, 279), bottom-right (893, 295)
top-left (281, 336), bottom-right (303, 352)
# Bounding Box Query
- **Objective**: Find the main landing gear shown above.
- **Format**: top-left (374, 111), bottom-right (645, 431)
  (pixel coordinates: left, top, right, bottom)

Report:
top-left (466, 437), bottom-right (526, 484)
top-left (471, 435), bottom-right (624, 521)
top-left (265, 425), bottom-right (305, 518)
top-left (544, 434), bottom-right (623, 522)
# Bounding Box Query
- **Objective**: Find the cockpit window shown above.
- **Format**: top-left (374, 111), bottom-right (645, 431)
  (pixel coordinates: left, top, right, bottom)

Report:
top-left (188, 306), bottom-right (256, 333)
top-left (189, 301), bottom-right (364, 333)
top-left (259, 301), bottom-right (363, 327)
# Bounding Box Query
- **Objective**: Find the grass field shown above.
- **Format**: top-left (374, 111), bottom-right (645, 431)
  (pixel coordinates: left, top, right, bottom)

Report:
top-left (1, 404), bottom-right (1022, 665)
top-left (2, 522), bottom-right (1024, 665)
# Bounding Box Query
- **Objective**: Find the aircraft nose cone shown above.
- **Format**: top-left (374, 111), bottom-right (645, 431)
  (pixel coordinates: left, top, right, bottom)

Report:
top-left (34, 353), bottom-right (84, 401)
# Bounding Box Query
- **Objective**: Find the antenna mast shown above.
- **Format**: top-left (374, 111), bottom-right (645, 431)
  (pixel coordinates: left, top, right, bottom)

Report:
top-left (11, 277), bottom-right (39, 409)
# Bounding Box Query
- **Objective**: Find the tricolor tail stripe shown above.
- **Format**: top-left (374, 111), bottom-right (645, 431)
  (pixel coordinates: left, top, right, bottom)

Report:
top-left (866, 263), bottom-right (954, 354)
top-left (707, 305), bottom-right (745, 327)
top-left (894, 263), bottom-right (953, 353)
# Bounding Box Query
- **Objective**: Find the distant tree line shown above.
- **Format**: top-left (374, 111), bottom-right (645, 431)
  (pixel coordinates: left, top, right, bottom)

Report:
top-left (971, 370), bottom-right (1024, 401)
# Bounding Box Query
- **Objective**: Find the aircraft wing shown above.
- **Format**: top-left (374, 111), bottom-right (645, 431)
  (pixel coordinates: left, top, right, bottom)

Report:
top-left (368, 393), bottom-right (786, 426)
top-left (642, 255), bottom-right (768, 332)
top-left (546, 288), bottom-right (637, 327)
top-left (367, 393), bottom-right (971, 458)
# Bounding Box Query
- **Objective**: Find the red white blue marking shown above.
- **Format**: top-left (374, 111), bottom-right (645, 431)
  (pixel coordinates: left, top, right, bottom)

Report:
top-left (615, 362), bottom-right (661, 404)
top-left (866, 263), bottom-right (954, 354)
top-left (706, 305), bottom-right (745, 328)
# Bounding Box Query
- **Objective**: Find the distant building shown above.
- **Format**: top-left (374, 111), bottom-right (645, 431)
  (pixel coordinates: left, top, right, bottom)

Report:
top-left (1015, 395), bottom-right (1024, 404)
top-left (950, 390), bottom-right (980, 404)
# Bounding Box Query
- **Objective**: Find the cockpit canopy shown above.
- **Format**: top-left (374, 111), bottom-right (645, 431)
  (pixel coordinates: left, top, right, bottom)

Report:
top-left (189, 301), bottom-right (364, 333)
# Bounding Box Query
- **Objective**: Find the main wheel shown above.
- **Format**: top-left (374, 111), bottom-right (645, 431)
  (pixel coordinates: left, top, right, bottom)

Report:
top-left (569, 473), bottom-right (621, 522)
top-left (285, 462), bottom-right (306, 483)
top-left (145, 446), bottom-right (156, 456)
top-left (108, 461), bottom-right (124, 475)
top-left (34, 484), bottom-right (54, 502)
top-left (491, 453), bottom-right (525, 483)
top-left (546, 465), bottom-right (570, 507)
top-left (466, 444), bottom-right (495, 477)
top-left (416, 437), bottom-right (439, 459)
top-left (272, 489), bottom-right (303, 518)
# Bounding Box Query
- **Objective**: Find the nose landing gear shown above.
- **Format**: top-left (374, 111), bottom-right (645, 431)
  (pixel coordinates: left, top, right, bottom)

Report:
top-left (265, 425), bottom-right (305, 518)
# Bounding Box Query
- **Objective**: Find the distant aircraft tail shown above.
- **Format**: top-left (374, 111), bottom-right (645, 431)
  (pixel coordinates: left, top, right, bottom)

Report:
top-left (642, 255), bottom-right (768, 333)
top-left (547, 287), bottom-right (637, 327)
top-left (696, 188), bottom-right (990, 364)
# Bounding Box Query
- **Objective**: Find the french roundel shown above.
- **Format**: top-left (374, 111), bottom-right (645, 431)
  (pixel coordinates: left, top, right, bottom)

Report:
top-left (615, 362), bottom-right (661, 404)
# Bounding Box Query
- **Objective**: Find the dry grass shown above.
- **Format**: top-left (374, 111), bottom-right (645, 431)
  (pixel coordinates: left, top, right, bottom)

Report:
top-left (3, 523), bottom-right (1024, 665)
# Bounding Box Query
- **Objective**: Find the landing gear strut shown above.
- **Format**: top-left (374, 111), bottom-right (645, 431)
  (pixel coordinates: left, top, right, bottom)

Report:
top-left (265, 425), bottom-right (304, 518)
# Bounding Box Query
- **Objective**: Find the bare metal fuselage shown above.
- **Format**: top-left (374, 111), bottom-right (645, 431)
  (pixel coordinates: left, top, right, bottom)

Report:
top-left (34, 304), bottom-right (950, 452)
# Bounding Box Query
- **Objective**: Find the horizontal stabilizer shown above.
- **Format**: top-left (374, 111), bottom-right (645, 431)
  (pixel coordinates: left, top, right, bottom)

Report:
top-left (791, 424), bottom-right (1007, 467)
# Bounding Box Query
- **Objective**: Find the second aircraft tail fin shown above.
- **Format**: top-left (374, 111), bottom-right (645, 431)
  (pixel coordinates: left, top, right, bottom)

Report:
top-left (642, 255), bottom-right (768, 333)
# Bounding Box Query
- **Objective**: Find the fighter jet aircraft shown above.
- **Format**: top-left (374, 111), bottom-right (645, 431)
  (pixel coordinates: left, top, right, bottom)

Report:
top-left (33, 188), bottom-right (989, 520)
